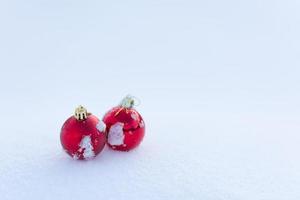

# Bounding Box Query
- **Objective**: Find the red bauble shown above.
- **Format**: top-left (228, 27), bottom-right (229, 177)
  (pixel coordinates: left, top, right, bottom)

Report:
top-left (60, 106), bottom-right (106, 160)
top-left (103, 96), bottom-right (145, 151)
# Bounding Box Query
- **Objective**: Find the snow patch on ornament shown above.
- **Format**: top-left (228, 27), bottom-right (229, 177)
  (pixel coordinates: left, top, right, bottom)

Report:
top-left (72, 154), bottom-right (79, 160)
top-left (96, 120), bottom-right (106, 133)
top-left (79, 135), bottom-right (95, 159)
top-left (108, 122), bottom-right (124, 145)
top-left (139, 120), bottom-right (145, 128)
top-left (131, 113), bottom-right (138, 120)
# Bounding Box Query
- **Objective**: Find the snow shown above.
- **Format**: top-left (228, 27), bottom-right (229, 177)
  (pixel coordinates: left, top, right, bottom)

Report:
top-left (72, 154), bottom-right (79, 160)
top-left (96, 120), bottom-right (106, 133)
top-left (1, 0), bottom-right (300, 200)
top-left (139, 120), bottom-right (145, 128)
top-left (107, 123), bottom-right (125, 146)
top-left (78, 135), bottom-right (95, 160)
top-left (131, 113), bottom-right (138, 120)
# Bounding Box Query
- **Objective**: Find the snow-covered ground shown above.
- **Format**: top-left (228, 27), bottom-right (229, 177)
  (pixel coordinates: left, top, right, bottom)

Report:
top-left (0, 1), bottom-right (300, 199)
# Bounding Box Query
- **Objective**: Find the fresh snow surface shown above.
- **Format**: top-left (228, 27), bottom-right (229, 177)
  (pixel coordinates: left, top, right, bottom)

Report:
top-left (0, 0), bottom-right (300, 200)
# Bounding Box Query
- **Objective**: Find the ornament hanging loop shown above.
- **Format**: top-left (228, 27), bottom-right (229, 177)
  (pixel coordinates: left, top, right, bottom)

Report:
top-left (120, 95), bottom-right (141, 109)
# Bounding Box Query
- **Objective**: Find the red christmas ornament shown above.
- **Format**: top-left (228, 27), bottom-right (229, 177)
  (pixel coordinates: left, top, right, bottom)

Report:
top-left (60, 106), bottom-right (106, 160)
top-left (103, 95), bottom-right (145, 151)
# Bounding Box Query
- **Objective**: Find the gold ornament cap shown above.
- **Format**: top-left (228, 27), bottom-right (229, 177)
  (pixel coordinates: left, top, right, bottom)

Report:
top-left (74, 105), bottom-right (88, 121)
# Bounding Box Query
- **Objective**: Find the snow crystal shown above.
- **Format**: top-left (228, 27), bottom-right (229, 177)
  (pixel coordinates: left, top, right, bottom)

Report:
top-left (79, 135), bottom-right (95, 159)
top-left (108, 122), bottom-right (124, 145)
top-left (96, 120), bottom-right (106, 133)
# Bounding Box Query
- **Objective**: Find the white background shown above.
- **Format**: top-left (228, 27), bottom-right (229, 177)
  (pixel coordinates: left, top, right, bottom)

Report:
top-left (0, 0), bottom-right (299, 199)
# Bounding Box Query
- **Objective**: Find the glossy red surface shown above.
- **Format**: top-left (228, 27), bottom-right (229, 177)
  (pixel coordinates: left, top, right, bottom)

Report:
top-left (60, 114), bottom-right (106, 160)
top-left (103, 106), bottom-right (145, 151)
